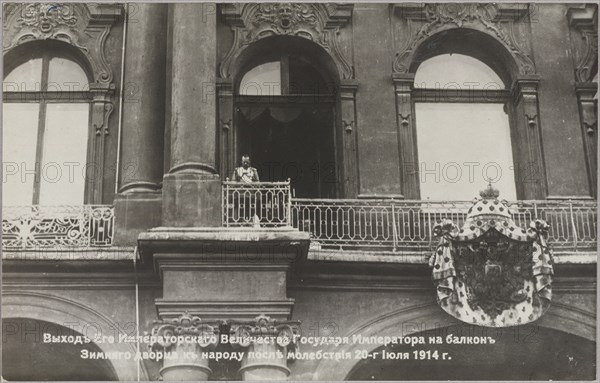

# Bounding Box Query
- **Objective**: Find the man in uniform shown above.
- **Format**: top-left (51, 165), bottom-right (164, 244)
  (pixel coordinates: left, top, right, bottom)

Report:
top-left (232, 155), bottom-right (260, 183)
top-left (231, 155), bottom-right (260, 226)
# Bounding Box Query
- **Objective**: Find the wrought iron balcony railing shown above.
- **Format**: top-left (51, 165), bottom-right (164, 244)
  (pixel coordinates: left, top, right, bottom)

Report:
top-left (222, 182), bottom-right (597, 252)
top-left (291, 198), bottom-right (597, 252)
top-left (2, 188), bottom-right (596, 254)
top-left (2, 205), bottom-right (115, 250)
top-left (221, 180), bottom-right (292, 227)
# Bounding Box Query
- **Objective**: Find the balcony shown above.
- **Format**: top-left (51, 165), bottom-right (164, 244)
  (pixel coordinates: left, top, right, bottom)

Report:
top-left (222, 182), bottom-right (598, 254)
top-left (2, 183), bottom-right (597, 257)
top-left (2, 205), bottom-right (115, 251)
top-left (291, 198), bottom-right (597, 253)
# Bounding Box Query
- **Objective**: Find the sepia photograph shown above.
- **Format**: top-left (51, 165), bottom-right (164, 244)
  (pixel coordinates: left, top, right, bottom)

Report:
top-left (1, 1), bottom-right (598, 381)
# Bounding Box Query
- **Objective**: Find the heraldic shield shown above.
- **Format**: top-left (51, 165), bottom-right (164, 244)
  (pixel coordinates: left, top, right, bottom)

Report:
top-left (429, 184), bottom-right (554, 327)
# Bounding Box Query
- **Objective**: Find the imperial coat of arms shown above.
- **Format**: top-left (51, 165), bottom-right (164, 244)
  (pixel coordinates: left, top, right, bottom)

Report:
top-left (429, 184), bottom-right (554, 327)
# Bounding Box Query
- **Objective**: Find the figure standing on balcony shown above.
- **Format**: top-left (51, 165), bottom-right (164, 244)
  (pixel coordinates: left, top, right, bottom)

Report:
top-left (232, 155), bottom-right (260, 227)
top-left (232, 155), bottom-right (260, 183)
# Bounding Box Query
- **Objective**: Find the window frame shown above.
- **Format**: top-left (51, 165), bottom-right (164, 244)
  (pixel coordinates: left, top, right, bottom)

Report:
top-left (3, 50), bottom-right (94, 205)
top-left (237, 53), bottom-right (335, 98)
top-left (411, 53), bottom-right (517, 201)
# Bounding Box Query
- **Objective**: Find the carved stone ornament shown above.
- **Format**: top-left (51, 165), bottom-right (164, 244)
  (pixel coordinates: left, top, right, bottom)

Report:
top-left (575, 30), bottom-right (598, 83)
top-left (568, 5), bottom-right (598, 84)
top-left (392, 3), bottom-right (536, 76)
top-left (220, 3), bottom-right (353, 79)
top-left (584, 121), bottom-right (597, 135)
top-left (3, 3), bottom-right (122, 85)
top-left (228, 314), bottom-right (301, 350)
top-left (429, 184), bottom-right (554, 327)
top-left (151, 312), bottom-right (220, 350)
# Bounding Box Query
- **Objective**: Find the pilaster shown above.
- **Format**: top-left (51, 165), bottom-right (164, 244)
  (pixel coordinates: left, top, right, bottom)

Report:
top-left (339, 81), bottom-right (360, 198)
top-left (510, 77), bottom-right (547, 199)
top-left (392, 73), bottom-right (419, 199)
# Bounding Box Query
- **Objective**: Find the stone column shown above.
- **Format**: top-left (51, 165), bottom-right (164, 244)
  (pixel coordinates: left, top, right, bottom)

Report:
top-left (113, 4), bottom-right (167, 244)
top-left (119, 4), bottom-right (167, 193)
top-left (392, 73), bottom-right (420, 199)
top-left (230, 315), bottom-right (299, 381)
top-left (151, 312), bottom-right (220, 381)
top-left (163, 3), bottom-right (221, 227)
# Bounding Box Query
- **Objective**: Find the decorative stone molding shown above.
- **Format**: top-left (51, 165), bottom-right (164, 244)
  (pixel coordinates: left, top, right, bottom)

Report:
top-left (228, 314), bottom-right (300, 350)
top-left (392, 3), bottom-right (535, 76)
top-left (510, 77), bottom-right (547, 199)
top-left (575, 84), bottom-right (598, 197)
top-left (526, 113), bottom-right (537, 129)
top-left (86, 83), bottom-right (115, 203)
top-left (221, 119), bottom-right (232, 132)
top-left (392, 73), bottom-right (419, 199)
top-left (229, 314), bottom-right (301, 380)
top-left (151, 312), bottom-right (221, 380)
top-left (149, 313), bottom-right (301, 380)
top-left (568, 5), bottom-right (597, 196)
top-left (339, 81), bottom-right (360, 197)
top-left (399, 113), bottom-right (410, 127)
top-left (568, 4), bottom-right (598, 84)
top-left (342, 120), bottom-right (354, 133)
top-left (151, 312), bottom-right (220, 350)
top-left (219, 3), bottom-right (354, 79)
top-left (584, 121), bottom-right (597, 136)
top-left (3, 3), bottom-right (123, 86)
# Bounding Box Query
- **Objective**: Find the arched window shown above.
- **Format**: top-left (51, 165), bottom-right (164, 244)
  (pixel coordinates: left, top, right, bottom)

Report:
top-left (414, 53), bottom-right (517, 201)
top-left (238, 54), bottom-right (333, 96)
top-left (3, 48), bottom-right (92, 205)
top-left (239, 61), bottom-right (282, 96)
top-left (231, 41), bottom-right (339, 198)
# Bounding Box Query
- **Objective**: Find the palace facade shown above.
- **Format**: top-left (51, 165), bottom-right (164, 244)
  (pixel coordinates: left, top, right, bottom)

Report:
top-left (2, 3), bottom-right (597, 380)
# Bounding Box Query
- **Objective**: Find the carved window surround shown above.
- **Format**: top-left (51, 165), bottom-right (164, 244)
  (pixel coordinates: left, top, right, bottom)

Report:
top-left (568, 4), bottom-right (598, 197)
top-left (216, 4), bottom-right (359, 198)
top-left (391, 3), bottom-right (536, 77)
top-left (390, 4), bottom-right (548, 200)
top-left (219, 3), bottom-right (354, 80)
top-left (3, 4), bottom-right (123, 203)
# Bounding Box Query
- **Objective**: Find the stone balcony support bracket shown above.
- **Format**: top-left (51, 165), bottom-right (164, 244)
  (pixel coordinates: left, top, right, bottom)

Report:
top-left (139, 227), bottom-right (309, 380)
top-left (138, 227), bottom-right (310, 322)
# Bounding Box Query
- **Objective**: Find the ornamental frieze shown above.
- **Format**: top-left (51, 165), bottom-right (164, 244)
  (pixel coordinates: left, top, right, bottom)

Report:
top-left (392, 3), bottom-right (536, 76)
top-left (429, 184), bottom-right (554, 327)
top-left (220, 3), bottom-right (354, 79)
